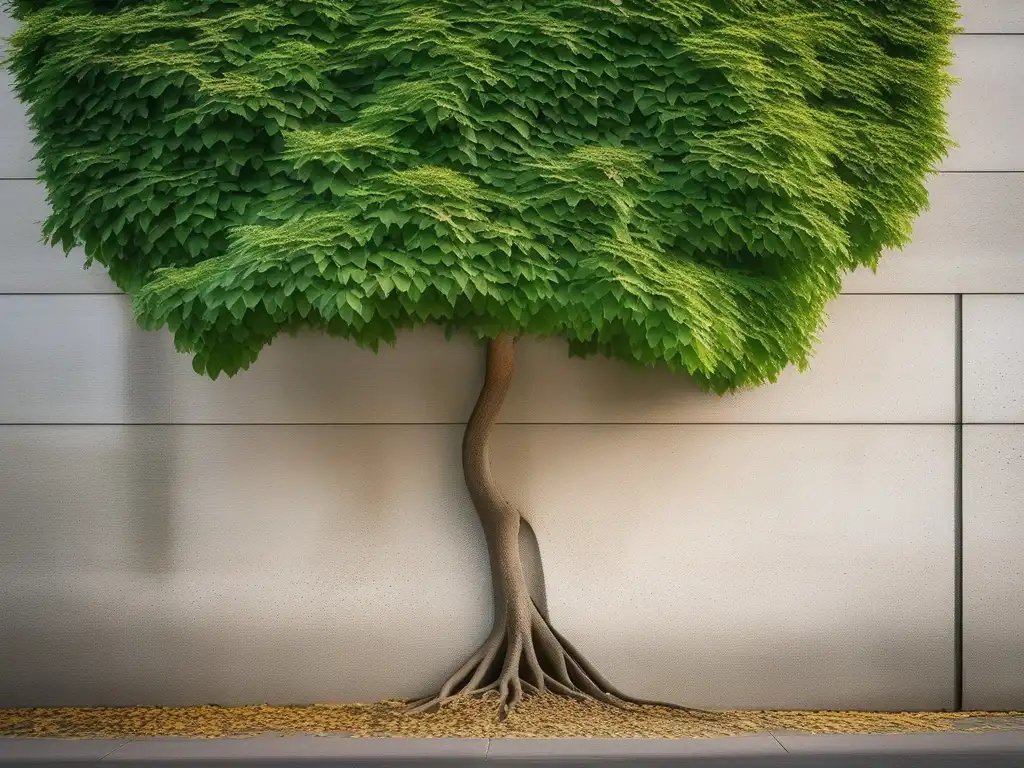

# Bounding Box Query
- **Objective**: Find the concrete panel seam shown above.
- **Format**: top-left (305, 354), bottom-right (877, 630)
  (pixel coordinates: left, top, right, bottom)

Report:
top-left (100, 740), bottom-right (135, 761)
top-left (769, 733), bottom-right (791, 754)
top-left (954, 294), bottom-right (964, 711)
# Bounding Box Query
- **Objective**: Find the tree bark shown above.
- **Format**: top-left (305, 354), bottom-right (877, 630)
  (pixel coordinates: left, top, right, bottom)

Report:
top-left (406, 333), bottom-right (708, 719)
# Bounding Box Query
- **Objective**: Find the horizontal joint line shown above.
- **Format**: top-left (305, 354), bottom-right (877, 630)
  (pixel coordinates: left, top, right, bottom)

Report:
top-left (0, 422), bottom-right (977, 427)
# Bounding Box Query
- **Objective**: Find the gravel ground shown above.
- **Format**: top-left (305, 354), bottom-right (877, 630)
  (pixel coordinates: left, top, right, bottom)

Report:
top-left (2, 696), bottom-right (1023, 739)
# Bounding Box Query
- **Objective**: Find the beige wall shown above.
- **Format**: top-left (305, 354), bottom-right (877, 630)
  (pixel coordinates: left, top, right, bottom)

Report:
top-left (1, 2), bottom-right (1022, 710)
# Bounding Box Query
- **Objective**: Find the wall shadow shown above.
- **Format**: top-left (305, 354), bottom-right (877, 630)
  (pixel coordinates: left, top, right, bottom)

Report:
top-left (519, 518), bottom-right (549, 620)
top-left (124, 312), bottom-right (176, 577)
top-left (0, 587), bottom-right (957, 710)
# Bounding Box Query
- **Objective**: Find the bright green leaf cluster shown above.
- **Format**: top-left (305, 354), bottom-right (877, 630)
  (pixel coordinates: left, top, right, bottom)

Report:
top-left (2, 0), bottom-right (958, 391)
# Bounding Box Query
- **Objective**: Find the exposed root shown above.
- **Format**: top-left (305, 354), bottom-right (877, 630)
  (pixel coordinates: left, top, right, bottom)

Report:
top-left (542, 609), bottom-right (716, 716)
top-left (406, 618), bottom-right (507, 713)
top-left (406, 597), bottom-right (716, 720)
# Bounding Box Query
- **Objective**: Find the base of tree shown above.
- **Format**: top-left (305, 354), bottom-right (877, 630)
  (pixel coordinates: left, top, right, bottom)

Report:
top-left (406, 596), bottom-right (708, 720)
top-left (427, 334), bottom-right (713, 720)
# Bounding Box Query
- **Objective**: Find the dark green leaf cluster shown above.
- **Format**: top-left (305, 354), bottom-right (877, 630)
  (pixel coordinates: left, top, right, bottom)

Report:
top-left (3, 0), bottom-right (958, 391)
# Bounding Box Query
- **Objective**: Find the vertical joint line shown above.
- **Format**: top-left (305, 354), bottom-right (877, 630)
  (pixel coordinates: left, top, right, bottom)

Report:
top-left (954, 294), bottom-right (964, 712)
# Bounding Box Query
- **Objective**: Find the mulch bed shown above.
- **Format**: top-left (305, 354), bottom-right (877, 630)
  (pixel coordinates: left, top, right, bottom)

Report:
top-left (2, 696), bottom-right (1023, 739)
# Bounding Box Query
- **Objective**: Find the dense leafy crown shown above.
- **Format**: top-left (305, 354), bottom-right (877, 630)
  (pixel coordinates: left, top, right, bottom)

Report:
top-left (4, 0), bottom-right (957, 391)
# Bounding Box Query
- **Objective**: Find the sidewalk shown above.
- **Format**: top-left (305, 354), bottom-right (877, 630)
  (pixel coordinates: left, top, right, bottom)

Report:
top-left (3, 731), bottom-right (1024, 767)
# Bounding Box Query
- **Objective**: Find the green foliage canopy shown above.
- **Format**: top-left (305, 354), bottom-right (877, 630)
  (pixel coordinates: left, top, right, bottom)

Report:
top-left (3, 0), bottom-right (958, 391)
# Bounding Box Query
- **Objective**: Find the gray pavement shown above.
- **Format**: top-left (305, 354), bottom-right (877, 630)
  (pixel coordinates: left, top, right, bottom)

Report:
top-left (3, 731), bottom-right (1024, 767)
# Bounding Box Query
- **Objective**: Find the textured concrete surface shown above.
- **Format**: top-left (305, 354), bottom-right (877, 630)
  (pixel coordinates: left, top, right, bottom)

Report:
top-left (963, 426), bottom-right (1024, 710)
top-left (0, 294), bottom-right (956, 424)
top-left (0, 424), bottom-right (955, 710)
top-left (4, 733), bottom-right (1024, 767)
top-left (964, 296), bottom-right (1024, 424)
top-left (955, 0), bottom-right (1024, 33)
top-left (1, 5), bottom-right (1022, 714)
top-left (944, 35), bottom-right (1024, 171)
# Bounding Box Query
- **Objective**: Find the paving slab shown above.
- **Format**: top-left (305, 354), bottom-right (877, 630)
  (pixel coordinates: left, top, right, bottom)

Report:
top-left (488, 732), bottom-right (1024, 767)
top-left (487, 734), bottom-right (784, 766)
top-left (773, 730), bottom-right (1024, 753)
top-left (1, 732), bottom-right (1024, 767)
top-left (0, 738), bottom-right (129, 765)
top-left (104, 735), bottom-right (487, 766)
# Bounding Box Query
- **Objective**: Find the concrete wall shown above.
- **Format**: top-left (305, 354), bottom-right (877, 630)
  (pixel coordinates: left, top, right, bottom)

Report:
top-left (1, 3), bottom-right (1021, 711)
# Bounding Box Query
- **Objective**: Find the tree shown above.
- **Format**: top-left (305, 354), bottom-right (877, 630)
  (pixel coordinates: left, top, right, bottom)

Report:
top-left (4, 0), bottom-right (957, 718)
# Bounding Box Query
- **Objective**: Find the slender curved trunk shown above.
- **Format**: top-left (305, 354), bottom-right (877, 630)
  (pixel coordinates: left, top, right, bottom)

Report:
top-left (462, 334), bottom-right (532, 636)
top-left (407, 333), bottom-right (706, 719)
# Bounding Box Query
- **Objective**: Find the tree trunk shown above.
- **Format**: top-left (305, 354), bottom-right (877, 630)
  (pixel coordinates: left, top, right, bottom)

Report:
top-left (406, 334), bottom-right (707, 720)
